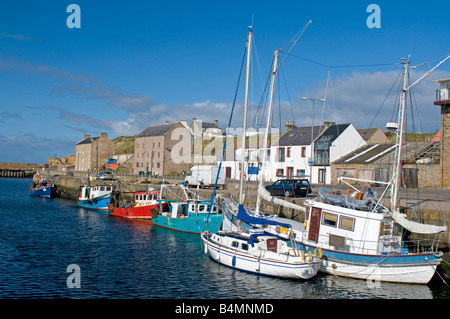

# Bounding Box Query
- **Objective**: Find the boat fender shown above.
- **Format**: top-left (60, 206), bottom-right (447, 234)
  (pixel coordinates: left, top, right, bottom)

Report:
top-left (93, 198), bottom-right (97, 204)
top-left (307, 250), bottom-right (312, 261)
top-left (314, 248), bottom-right (322, 259)
top-left (204, 243), bottom-right (208, 255)
top-left (301, 251), bottom-right (305, 261)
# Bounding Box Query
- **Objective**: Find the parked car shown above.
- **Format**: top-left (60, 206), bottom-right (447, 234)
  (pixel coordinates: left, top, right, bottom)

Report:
top-left (265, 178), bottom-right (311, 197)
top-left (97, 171), bottom-right (114, 180)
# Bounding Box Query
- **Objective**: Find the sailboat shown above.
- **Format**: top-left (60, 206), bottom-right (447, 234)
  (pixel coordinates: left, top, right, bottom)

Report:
top-left (202, 27), bottom-right (320, 280)
top-left (222, 22), bottom-right (312, 237)
top-left (296, 57), bottom-right (449, 284)
top-left (201, 207), bottom-right (321, 280)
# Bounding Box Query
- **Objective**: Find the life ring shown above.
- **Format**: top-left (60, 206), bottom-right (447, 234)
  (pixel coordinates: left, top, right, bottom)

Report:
top-left (314, 248), bottom-right (323, 259)
top-left (301, 250), bottom-right (312, 261)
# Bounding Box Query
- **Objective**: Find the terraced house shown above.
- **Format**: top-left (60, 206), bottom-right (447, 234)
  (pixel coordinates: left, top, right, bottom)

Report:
top-left (75, 132), bottom-right (115, 172)
top-left (134, 120), bottom-right (193, 176)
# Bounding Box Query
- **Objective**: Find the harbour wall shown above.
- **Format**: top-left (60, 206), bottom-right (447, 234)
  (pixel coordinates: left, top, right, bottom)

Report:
top-left (0, 162), bottom-right (48, 178)
top-left (48, 174), bottom-right (450, 250)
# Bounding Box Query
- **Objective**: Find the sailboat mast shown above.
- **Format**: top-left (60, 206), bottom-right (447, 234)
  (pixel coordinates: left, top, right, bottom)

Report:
top-left (392, 60), bottom-right (409, 212)
top-left (256, 49), bottom-right (279, 214)
top-left (239, 27), bottom-right (253, 204)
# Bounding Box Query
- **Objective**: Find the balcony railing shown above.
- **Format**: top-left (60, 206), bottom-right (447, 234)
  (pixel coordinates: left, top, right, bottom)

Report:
top-left (436, 88), bottom-right (449, 101)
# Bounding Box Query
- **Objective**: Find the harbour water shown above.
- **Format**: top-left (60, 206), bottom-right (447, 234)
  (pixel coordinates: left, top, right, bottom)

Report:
top-left (1, 178), bottom-right (449, 300)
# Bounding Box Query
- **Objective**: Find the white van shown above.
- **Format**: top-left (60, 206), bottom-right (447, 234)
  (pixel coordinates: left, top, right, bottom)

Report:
top-left (184, 165), bottom-right (225, 189)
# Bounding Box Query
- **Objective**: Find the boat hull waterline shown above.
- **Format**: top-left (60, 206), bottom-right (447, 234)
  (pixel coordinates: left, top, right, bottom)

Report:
top-left (201, 231), bottom-right (321, 280)
top-left (152, 213), bottom-right (223, 234)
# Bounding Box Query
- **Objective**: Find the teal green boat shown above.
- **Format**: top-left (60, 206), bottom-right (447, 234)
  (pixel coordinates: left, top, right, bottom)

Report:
top-left (152, 199), bottom-right (223, 234)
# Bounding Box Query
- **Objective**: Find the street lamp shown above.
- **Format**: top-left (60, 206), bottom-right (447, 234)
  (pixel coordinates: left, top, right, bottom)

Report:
top-left (301, 97), bottom-right (326, 185)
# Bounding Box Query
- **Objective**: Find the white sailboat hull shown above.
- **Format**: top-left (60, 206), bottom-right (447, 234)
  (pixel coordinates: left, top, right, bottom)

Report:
top-left (201, 232), bottom-right (321, 280)
top-left (319, 256), bottom-right (439, 284)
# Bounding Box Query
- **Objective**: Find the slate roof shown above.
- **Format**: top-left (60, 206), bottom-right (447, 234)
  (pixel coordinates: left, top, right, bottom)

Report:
top-left (76, 136), bottom-right (99, 145)
top-left (337, 143), bottom-right (396, 164)
top-left (201, 122), bottom-right (220, 129)
top-left (137, 123), bottom-right (176, 138)
top-left (357, 128), bottom-right (380, 141)
top-left (336, 142), bottom-right (430, 165)
top-left (316, 123), bottom-right (350, 143)
top-left (277, 126), bottom-right (324, 146)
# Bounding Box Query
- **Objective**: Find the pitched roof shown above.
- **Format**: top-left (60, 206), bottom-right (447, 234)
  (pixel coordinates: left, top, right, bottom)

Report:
top-left (316, 124), bottom-right (350, 143)
top-left (76, 136), bottom-right (99, 145)
top-left (357, 128), bottom-right (380, 140)
top-left (137, 123), bottom-right (175, 138)
top-left (337, 143), bottom-right (396, 164)
top-left (277, 126), bottom-right (323, 146)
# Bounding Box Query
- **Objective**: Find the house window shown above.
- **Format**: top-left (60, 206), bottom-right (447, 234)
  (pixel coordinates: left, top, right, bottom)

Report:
top-left (286, 147), bottom-right (291, 158)
top-left (287, 167), bottom-right (294, 176)
top-left (297, 169), bottom-right (305, 177)
top-left (340, 216), bottom-right (355, 231)
top-left (276, 169), bottom-right (284, 177)
top-left (277, 148), bottom-right (285, 162)
top-left (136, 162), bottom-right (139, 168)
top-left (322, 212), bottom-right (338, 227)
top-left (301, 147), bottom-right (306, 158)
top-left (157, 163), bottom-right (160, 168)
top-left (315, 150), bottom-right (329, 165)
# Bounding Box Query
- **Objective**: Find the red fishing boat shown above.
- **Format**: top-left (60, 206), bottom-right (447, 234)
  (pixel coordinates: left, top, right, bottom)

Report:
top-left (108, 191), bottom-right (159, 219)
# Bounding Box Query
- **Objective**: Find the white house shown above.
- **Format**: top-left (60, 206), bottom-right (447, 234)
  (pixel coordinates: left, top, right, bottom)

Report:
top-left (220, 122), bottom-right (365, 185)
top-left (312, 123), bottom-right (366, 184)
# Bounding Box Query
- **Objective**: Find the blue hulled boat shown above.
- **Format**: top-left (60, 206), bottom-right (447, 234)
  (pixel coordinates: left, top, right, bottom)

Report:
top-left (152, 185), bottom-right (223, 234)
top-left (77, 184), bottom-right (113, 210)
top-left (30, 179), bottom-right (59, 198)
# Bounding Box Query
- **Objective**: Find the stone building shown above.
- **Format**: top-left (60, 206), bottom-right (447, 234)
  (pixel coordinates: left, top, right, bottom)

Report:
top-left (75, 132), bottom-right (115, 172)
top-left (134, 120), bottom-right (193, 176)
top-left (357, 127), bottom-right (388, 144)
top-left (434, 77), bottom-right (450, 188)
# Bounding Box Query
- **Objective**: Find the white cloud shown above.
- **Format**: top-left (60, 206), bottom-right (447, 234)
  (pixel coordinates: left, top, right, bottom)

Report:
top-left (296, 69), bottom-right (450, 132)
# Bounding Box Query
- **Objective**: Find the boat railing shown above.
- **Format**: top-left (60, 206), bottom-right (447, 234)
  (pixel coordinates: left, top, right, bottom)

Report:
top-left (402, 238), bottom-right (442, 254)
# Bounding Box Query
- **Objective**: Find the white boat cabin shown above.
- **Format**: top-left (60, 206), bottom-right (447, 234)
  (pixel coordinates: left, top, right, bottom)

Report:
top-left (303, 198), bottom-right (402, 256)
top-left (133, 191), bottom-right (159, 206)
top-left (163, 200), bottom-right (220, 218)
top-left (210, 232), bottom-right (295, 256)
top-left (80, 185), bottom-right (113, 200)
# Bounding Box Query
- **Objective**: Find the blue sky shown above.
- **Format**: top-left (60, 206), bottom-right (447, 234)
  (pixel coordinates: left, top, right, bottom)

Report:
top-left (1, 0), bottom-right (450, 163)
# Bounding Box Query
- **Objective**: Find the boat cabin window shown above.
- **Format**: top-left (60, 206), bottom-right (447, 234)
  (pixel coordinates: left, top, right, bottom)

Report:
top-left (231, 241), bottom-right (239, 248)
top-left (241, 243), bottom-right (249, 251)
top-left (106, 187), bottom-right (111, 191)
top-left (100, 186), bottom-right (105, 191)
top-left (339, 216), bottom-right (355, 231)
top-left (322, 212), bottom-right (338, 227)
